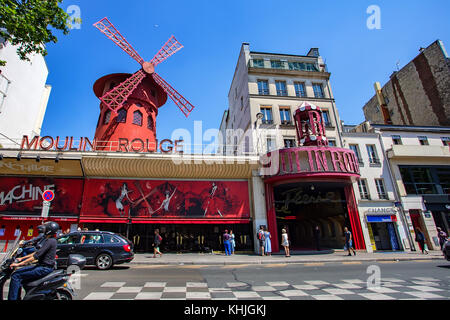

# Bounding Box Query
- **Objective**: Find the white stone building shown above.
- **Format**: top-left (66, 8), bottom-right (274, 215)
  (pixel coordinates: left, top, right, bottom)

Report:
top-left (0, 41), bottom-right (51, 146)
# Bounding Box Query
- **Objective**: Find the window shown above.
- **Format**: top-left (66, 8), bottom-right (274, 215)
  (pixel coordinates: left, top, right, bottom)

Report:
top-left (271, 60), bottom-right (285, 69)
top-left (275, 81), bottom-right (287, 96)
top-left (81, 233), bottom-right (104, 244)
top-left (147, 116), bottom-right (154, 130)
top-left (279, 107), bottom-right (291, 124)
top-left (57, 235), bottom-right (80, 245)
top-left (399, 166), bottom-right (438, 195)
top-left (288, 62), bottom-right (305, 71)
top-left (375, 179), bottom-right (388, 199)
top-left (104, 234), bottom-right (122, 244)
top-left (392, 135), bottom-right (402, 145)
top-left (328, 140), bottom-right (336, 147)
top-left (322, 110), bottom-right (331, 127)
top-left (294, 82), bottom-right (306, 97)
top-left (252, 59), bottom-right (264, 68)
top-left (116, 108), bottom-right (127, 123)
top-left (132, 110), bottom-right (143, 126)
top-left (418, 136), bottom-right (429, 145)
top-left (358, 179), bottom-right (370, 200)
top-left (313, 83), bottom-right (325, 98)
top-left (284, 137), bottom-right (296, 148)
top-left (366, 145), bottom-right (380, 164)
top-left (266, 138), bottom-right (276, 152)
top-left (441, 137), bottom-right (450, 146)
top-left (103, 110), bottom-right (111, 125)
top-left (349, 144), bottom-right (363, 163)
top-left (260, 107), bottom-right (273, 124)
top-left (257, 80), bottom-right (269, 95)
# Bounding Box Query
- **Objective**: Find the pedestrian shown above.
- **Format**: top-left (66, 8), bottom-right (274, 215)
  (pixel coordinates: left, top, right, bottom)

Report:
top-left (344, 227), bottom-right (356, 256)
top-left (437, 227), bottom-right (448, 251)
top-left (314, 226), bottom-right (321, 251)
top-left (257, 225), bottom-right (265, 256)
top-left (264, 226), bottom-right (272, 256)
top-left (281, 229), bottom-right (290, 257)
top-left (223, 229), bottom-right (231, 256)
top-left (229, 230), bottom-right (236, 255)
top-left (153, 229), bottom-right (163, 258)
top-left (415, 228), bottom-right (428, 254)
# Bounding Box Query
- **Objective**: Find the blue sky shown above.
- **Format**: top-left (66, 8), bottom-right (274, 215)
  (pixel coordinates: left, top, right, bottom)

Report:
top-left (41, 0), bottom-right (450, 143)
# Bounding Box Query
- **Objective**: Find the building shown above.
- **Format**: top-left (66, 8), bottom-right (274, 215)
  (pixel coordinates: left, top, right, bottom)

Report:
top-left (348, 122), bottom-right (450, 251)
top-left (363, 40), bottom-right (450, 127)
top-left (0, 41), bottom-right (52, 143)
top-left (220, 43), bottom-right (343, 156)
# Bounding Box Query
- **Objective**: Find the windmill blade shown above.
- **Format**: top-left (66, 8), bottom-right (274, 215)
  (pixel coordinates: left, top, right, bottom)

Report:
top-left (150, 35), bottom-right (183, 68)
top-left (94, 17), bottom-right (145, 66)
top-left (152, 72), bottom-right (195, 118)
top-left (101, 70), bottom-right (146, 113)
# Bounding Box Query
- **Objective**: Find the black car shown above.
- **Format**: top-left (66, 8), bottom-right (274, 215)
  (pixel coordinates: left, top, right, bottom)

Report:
top-left (56, 231), bottom-right (134, 270)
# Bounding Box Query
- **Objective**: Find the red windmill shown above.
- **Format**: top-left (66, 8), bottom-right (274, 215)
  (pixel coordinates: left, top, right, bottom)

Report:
top-left (92, 17), bottom-right (195, 152)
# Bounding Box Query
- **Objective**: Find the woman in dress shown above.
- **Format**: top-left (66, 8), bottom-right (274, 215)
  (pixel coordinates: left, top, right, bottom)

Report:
top-left (229, 230), bottom-right (236, 255)
top-left (264, 226), bottom-right (272, 256)
top-left (281, 228), bottom-right (290, 257)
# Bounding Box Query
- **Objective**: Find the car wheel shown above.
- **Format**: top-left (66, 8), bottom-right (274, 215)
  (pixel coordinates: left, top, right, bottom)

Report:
top-left (96, 253), bottom-right (113, 270)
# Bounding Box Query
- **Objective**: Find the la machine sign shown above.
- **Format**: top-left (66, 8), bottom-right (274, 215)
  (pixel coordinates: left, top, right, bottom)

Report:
top-left (20, 135), bottom-right (184, 154)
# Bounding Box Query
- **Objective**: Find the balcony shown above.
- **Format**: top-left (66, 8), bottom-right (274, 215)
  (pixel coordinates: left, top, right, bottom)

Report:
top-left (248, 59), bottom-right (330, 78)
top-left (387, 145), bottom-right (450, 160)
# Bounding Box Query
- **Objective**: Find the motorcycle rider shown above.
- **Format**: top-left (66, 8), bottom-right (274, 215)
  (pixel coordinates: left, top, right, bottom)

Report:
top-left (8, 221), bottom-right (60, 300)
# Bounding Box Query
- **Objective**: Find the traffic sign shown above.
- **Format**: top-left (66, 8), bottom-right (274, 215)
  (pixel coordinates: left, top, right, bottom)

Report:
top-left (41, 200), bottom-right (51, 218)
top-left (42, 190), bottom-right (55, 202)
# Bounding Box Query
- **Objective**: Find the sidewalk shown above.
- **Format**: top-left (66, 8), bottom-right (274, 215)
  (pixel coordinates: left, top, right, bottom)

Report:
top-left (128, 250), bottom-right (445, 266)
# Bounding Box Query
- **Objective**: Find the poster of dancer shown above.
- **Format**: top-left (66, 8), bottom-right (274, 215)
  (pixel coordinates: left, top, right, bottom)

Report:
top-left (80, 179), bottom-right (249, 219)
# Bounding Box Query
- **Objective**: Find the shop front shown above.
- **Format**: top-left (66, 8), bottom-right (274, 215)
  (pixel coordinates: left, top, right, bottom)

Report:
top-left (364, 207), bottom-right (402, 251)
top-left (78, 178), bottom-right (253, 253)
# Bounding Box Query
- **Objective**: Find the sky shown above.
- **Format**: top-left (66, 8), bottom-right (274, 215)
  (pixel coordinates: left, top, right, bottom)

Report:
top-left (40, 0), bottom-right (450, 144)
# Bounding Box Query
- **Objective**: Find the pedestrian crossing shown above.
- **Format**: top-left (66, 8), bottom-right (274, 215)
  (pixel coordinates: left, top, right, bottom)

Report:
top-left (81, 276), bottom-right (450, 300)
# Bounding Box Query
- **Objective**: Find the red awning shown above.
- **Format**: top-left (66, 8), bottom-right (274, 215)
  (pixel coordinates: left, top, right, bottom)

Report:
top-left (79, 218), bottom-right (250, 224)
top-left (1, 215), bottom-right (78, 222)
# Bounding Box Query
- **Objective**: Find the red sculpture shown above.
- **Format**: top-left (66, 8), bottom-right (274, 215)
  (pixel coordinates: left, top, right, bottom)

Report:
top-left (293, 102), bottom-right (328, 147)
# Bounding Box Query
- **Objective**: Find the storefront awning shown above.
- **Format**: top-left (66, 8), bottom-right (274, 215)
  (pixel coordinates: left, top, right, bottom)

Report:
top-left (79, 218), bottom-right (251, 224)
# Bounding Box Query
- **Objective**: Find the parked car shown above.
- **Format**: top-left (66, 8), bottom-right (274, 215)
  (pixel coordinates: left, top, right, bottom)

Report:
top-left (56, 231), bottom-right (134, 270)
top-left (443, 240), bottom-right (450, 261)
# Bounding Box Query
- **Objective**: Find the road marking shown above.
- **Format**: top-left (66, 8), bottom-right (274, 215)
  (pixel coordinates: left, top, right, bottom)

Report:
top-left (342, 261), bottom-right (362, 265)
top-left (379, 261), bottom-right (399, 264)
top-left (264, 263), bottom-right (287, 268)
top-left (303, 263), bottom-right (325, 267)
top-left (222, 264), bottom-right (250, 269)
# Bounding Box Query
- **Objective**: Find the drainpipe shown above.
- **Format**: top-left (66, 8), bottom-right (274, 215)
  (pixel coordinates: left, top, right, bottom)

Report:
top-left (324, 79), bottom-right (344, 147)
top-left (375, 129), bottom-right (416, 251)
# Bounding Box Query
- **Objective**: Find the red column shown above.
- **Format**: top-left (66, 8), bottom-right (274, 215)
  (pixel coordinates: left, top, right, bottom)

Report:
top-left (265, 182), bottom-right (279, 252)
top-left (344, 184), bottom-right (366, 250)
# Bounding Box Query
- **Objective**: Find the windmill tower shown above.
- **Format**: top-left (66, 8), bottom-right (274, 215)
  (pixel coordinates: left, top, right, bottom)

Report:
top-left (92, 17), bottom-right (195, 152)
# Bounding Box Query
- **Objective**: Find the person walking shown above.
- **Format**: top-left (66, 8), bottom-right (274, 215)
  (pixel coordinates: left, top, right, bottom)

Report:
top-left (229, 230), bottom-right (236, 255)
top-left (257, 225), bottom-right (265, 256)
top-left (264, 226), bottom-right (272, 256)
top-left (437, 227), bottom-right (448, 251)
top-left (344, 227), bottom-right (356, 256)
top-left (314, 226), bottom-right (321, 251)
top-left (153, 229), bottom-right (163, 258)
top-left (415, 228), bottom-right (428, 254)
top-left (223, 230), bottom-right (232, 256)
top-left (281, 228), bottom-right (290, 257)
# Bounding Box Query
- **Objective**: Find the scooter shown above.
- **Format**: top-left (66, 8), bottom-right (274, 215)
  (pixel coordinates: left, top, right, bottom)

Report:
top-left (0, 234), bottom-right (86, 300)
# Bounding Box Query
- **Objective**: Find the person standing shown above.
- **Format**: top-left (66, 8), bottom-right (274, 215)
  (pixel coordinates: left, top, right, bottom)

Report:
top-left (344, 227), bottom-right (356, 256)
top-left (229, 230), bottom-right (236, 255)
top-left (264, 226), bottom-right (272, 256)
top-left (314, 226), bottom-right (321, 251)
top-left (437, 227), bottom-right (448, 251)
top-left (153, 229), bottom-right (163, 258)
top-left (281, 229), bottom-right (290, 257)
top-left (415, 228), bottom-right (428, 254)
top-left (257, 225), bottom-right (265, 256)
top-left (223, 230), bottom-right (231, 256)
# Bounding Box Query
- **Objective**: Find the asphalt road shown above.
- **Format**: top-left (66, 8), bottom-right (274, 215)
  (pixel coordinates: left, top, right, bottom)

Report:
top-left (72, 260), bottom-right (450, 301)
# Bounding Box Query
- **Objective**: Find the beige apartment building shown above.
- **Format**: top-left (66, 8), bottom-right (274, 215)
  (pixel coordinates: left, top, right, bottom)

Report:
top-left (219, 43), bottom-right (343, 154)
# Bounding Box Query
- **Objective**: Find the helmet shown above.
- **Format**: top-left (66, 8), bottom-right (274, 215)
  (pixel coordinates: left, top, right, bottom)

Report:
top-left (43, 221), bottom-right (60, 236)
top-left (37, 224), bottom-right (45, 234)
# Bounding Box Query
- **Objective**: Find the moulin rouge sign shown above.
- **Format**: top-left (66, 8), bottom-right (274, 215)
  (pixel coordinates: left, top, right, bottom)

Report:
top-left (20, 135), bottom-right (184, 153)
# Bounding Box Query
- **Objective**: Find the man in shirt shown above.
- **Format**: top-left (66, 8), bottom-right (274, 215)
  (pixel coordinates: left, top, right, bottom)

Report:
top-left (8, 221), bottom-right (59, 300)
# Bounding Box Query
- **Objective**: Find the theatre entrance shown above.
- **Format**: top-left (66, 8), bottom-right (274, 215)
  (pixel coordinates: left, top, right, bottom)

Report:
top-left (273, 182), bottom-right (354, 251)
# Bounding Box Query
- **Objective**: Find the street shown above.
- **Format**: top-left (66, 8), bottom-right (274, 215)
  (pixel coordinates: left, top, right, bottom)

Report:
top-left (69, 260), bottom-right (450, 300)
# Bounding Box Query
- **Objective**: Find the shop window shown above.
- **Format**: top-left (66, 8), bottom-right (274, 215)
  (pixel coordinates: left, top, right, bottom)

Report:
top-left (132, 110), bottom-right (143, 126)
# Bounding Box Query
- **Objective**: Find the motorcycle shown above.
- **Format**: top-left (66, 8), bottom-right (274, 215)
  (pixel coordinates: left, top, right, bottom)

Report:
top-left (0, 233), bottom-right (86, 300)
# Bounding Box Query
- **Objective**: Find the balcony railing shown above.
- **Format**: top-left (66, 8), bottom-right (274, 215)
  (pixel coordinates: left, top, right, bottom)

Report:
top-left (249, 59), bottom-right (322, 72)
top-left (258, 89), bottom-right (270, 95)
